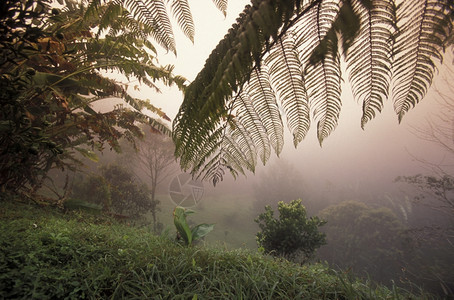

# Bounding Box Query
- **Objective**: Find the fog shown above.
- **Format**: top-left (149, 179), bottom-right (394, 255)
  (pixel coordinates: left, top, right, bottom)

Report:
top-left (60, 1), bottom-right (454, 297)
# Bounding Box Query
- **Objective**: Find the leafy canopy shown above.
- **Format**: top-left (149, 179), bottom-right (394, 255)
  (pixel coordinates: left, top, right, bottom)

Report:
top-left (173, 0), bottom-right (454, 185)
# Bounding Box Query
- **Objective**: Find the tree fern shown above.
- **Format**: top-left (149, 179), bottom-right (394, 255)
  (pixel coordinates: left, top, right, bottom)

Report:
top-left (265, 33), bottom-right (310, 147)
top-left (346, 0), bottom-right (395, 128)
top-left (170, 0), bottom-right (195, 43)
top-left (393, 0), bottom-right (450, 122)
top-left (123, 0), bottom-right (176, 53)
top-left (296, 0), bottom-right (342, 144)
top-left (212, 0), bottom-right (228, 16)
top-left (173, 0), bottom-right (454, 184)
top-left (233, 91), bottom-right (272, 165)
top-left (245, 66), bottom-right (283, 158)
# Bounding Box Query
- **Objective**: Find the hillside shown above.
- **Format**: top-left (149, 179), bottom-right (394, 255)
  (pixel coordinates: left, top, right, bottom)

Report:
top-left (0, 199), bottom-right (433, 299)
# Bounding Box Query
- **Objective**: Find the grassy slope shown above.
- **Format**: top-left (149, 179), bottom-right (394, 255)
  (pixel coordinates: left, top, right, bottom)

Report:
top-left (0, 200), bottom-right (432, 299)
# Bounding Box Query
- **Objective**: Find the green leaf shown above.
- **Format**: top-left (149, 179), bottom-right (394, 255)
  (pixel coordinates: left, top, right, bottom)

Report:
top-left (191, 223), bottom-right (215, 241)
top-left (74, 147), bottom-right (99, 162)
top-left (173, 206), bottom-right (192, 245)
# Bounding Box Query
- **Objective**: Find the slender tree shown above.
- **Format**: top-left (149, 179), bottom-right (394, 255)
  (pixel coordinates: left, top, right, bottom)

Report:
top-left (134, 129), bottom-right (177, 232)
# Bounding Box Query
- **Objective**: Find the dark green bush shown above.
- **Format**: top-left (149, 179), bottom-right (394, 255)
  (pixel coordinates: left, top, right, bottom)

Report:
top-left (255, 199), bottom-right (326, 263)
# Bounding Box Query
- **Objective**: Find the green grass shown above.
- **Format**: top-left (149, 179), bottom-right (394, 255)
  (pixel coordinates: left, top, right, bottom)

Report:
top-left (0, 199), bottom-right (434, 299)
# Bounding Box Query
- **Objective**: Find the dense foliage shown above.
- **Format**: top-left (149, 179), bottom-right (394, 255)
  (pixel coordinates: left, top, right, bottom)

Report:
top-left (0, 0), bottom-right (187, 198)
top-left (173, 0), bottom-right (454, 185)
top-left (255, 199), bottom-right (326, 263)
top-left (71, 164), bottom-right (157, 219)
top-left (0, 200), bottom-right (433, 299)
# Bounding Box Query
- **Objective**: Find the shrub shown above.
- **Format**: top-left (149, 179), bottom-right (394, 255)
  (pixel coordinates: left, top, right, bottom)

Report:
top-left (255, 199), bottom-right (326, 263)
top-left (70, 164), bottom-right (157, 218)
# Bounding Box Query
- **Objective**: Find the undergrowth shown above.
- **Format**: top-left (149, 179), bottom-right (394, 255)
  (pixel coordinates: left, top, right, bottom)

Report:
top-left (0, 199), bottom-right (434, 299)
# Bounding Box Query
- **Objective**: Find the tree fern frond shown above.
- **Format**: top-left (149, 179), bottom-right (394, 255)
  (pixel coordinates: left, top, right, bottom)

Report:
top-left (173, 1), bottom-right (323, 183)
top-left (233, 91), bottom-right (272, 165)
top-left (122, 0), bottom-right (176, 53)
top-left (346, 0), bottom-right (395, 128)
top-left (212, 0), bottom-right (228, 17)
top-left (245, 66), bottom-right (283, 157)
top-left (170, 0), bottom-right (195, 43)
top-left (225, 119), bottom-right (257, 172)
top-left (392, 0), bottom-right (450, 122)
top-left (185, 125), bottom-right (226, 177)
top-left (173, 0), bottom-right (453, 184)
top-left (296, 0), bottom-right (342, 144)
top-left (265, 33), bottom-right (309, 147)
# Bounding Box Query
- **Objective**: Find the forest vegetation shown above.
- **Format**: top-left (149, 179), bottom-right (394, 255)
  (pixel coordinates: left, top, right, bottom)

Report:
top-left (1, 0), bottom-right (453, 298)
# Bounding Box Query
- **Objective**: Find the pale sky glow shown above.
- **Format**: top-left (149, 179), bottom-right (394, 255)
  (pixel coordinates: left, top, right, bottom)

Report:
top-left (130, 1), bottom-right (250, 119)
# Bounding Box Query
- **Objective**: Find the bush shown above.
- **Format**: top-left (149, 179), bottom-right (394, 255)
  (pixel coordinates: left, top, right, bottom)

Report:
top-left (70, 164), bottom-right (158, 218)
top-left (255, 199), bottom-right (326, 263)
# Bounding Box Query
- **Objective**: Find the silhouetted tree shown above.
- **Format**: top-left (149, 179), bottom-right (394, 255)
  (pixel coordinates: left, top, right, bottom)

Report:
top-left (133, 129), bottom-right (177, 232)
top-left (318, 201), bottom-right (412, 285)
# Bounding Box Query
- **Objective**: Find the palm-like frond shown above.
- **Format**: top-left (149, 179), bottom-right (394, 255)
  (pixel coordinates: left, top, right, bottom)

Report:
top-left (346, 0), bottom-right (395, 128)
top-left (393, 0), bottom-right (451, 122)
top-left (123, 0), bottom-right (176, 53)
top-left (265, 33), bottom-right (309, 147)
top-left (296, 0), bottom-right (342, 144)
top-left (173, 0), bottom-right (454, 185)
top-left (212, 0), bottom-right (228, 16)
top-left (245, 67), bottom-right (283, 158)
top-left (170, 0), bottom-right (195, 43)
top-left (232, 92), bottom-right (271, 165)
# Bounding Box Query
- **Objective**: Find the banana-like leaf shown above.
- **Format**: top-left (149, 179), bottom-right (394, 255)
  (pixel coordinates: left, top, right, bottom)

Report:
top-left (173, 206), bottom-right (192, 245)
top-left (191, 223), bottom-right (215, 241)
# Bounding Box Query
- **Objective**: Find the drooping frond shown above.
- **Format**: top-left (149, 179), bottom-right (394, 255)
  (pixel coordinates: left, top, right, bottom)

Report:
top-left (225, 119), bottom-right (257, 173)
top-left (233, 92), bottom-right (272, 165)
top-left (170, 0), bottom-right (195, 43)
top-left (173, 1), bottom-right (322, 183)
top-left (393, 0), bottom-right (451, 122)
top-left (122, 0), bottom-right (176, 53)
top-left (296, 0), bottom-right (342, 144)
top-left (265, 33), bottom-right (309, 147)
top-left (346, 0), bottom-right (395, 128)
top-left (212, 0), bottom-right (228, 16)
top-left (173, 0), bottom-right (454, 185)
top-left (245, 66), bottom-right (283, 157)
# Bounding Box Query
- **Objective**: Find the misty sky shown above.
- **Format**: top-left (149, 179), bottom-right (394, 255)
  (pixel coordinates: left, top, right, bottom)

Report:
top-left (127, 1), bottom-right (454, 194)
